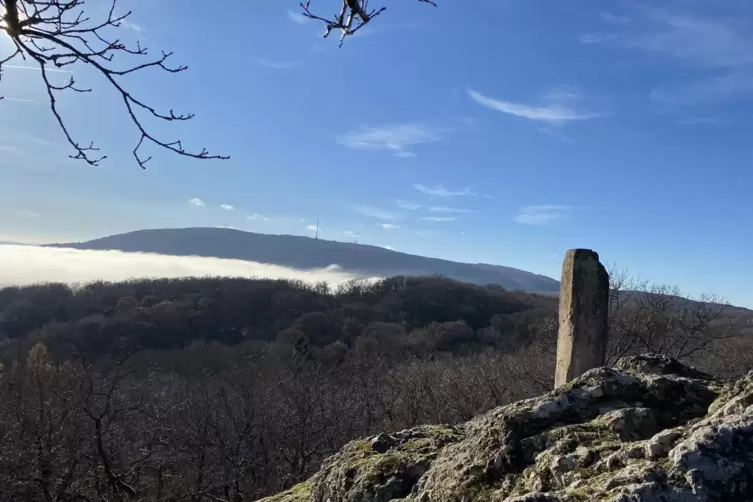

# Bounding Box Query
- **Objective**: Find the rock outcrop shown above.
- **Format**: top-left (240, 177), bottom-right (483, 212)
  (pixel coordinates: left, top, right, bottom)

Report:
top-left (258, 355), bottom-right (753, 502)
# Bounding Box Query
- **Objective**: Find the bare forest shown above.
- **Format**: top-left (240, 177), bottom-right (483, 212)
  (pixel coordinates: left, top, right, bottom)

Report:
top-left (0, 274), bottom-right (750, 501)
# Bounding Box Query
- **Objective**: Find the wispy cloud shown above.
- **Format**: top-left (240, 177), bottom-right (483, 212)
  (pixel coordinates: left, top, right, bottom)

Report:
top-left (189, 198), bottom-right (205, 207)
top-left (396, 200), bottom-right (422, 210)
top-left (428, 206), bottom-right (472, 213)
top-left (650, 71), bottom-right (753, 106)
top-left (3, 64), bottom-right (73, 73)
top-left (2, 133), bottom-right (60, 150)
top-left (537, 126), bottom-right (575, 143)
top-left (0, 144), bottom-right (24, 155)
top-left (343, 230), bottom-right (363, 239)
top-left (257, 58), bottom-right (299, 70)
top-left (467, 88), bottom-right (601, 124)
top-left (396, 151), bottom-right (417, 158)
top-left (354, 205), bottom-right (401, 221)
top-left (336, 124), bottom-right (442, 156)
top-left (120, 19), bottom-right (143, 32)
top-left (2, 97), bottom-right (35, 103)
top-left (380, 223), bottom-right (399, 230)
top-left (220, 204), bottom-right (235, 211)
top-left (287, 9), bottom-right (310, 25)
top-left (421, 216), bottom-right (458, 222)
top-left (247, 213), bottom-right (269, 221)
top-left (579, 32), bottom-right (619, 44)
top-left (414, 184), bottom-right (475, 197)
top-left (381, 245), bottom-right (395, 251)
top-left (514, 205), bottom-right (572, 226)
top-left (601, 12), bottom-right (630, 26)
top-left (18, 209), bottom-right (40, 218)
top-left (306, 224), bottom-right (318, 232)
top-left (582, 4), bottom-right (753, 108)
top-left (618, 9), bottom-right (753, 69)
top-left (674, 116), bottom-right (728, 126)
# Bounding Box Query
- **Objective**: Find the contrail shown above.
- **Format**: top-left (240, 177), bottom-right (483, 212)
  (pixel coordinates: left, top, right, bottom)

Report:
top-left (2, 97), bottom-right (35, 102)
top-left (3, 64), bottom-right (73, 73)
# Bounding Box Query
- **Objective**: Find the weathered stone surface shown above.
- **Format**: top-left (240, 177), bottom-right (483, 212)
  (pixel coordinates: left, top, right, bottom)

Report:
top-left (258, 355), bottom-right (753, 502)
top-left (554, 249), bottom-right (610, 389)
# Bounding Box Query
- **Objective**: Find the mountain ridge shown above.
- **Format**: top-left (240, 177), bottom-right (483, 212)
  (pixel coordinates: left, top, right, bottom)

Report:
top-left (45, 227), bottom-right (561, 293)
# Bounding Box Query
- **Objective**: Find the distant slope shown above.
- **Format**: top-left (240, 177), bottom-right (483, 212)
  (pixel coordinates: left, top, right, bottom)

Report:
top-left (46, 227), bottom-right (561, 293)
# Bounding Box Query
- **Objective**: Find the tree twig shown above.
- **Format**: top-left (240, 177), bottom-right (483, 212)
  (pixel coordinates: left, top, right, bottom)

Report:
top-left (300, 0), bottom-right (436, 47)
top-left (0, 0), bottom-right (228, 168)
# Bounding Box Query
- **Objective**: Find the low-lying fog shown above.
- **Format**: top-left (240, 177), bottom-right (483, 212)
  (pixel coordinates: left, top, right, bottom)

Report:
top-left (0, 245), bottom-right (377, 288)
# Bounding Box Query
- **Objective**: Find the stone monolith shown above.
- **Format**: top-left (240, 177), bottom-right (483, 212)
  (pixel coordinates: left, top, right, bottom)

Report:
top-left (554, 249), bottom-right (609, 389)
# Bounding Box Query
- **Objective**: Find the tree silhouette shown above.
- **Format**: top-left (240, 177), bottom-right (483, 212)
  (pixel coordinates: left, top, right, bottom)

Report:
top-left (0, 1), bottom-right (439, 167)
top-left (0, 0), bottom-right (228, 168)
top-left (301, 0), bottom-right (437, 46)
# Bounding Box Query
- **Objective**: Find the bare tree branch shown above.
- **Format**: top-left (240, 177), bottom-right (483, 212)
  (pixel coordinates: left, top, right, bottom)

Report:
top-left (0, 0), bottom-right (228, 168)
top-left (605, 265), bottom-right (740, 366)
top-left (301, 0), bottom-right (437, 46)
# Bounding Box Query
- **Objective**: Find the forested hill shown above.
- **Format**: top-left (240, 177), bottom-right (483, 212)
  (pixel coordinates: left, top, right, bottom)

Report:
top-left (46, 227), bottom-right (561, 293)
top-left (0, 275), bottom-right (556, 363)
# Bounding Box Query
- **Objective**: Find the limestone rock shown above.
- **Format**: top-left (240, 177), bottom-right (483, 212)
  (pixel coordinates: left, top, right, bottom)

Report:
top-left (258, 355), bottom-right (753, 502)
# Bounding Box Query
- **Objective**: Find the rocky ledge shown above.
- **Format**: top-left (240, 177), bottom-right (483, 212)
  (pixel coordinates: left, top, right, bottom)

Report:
top-left (258, 355), bottom-right (753, 502)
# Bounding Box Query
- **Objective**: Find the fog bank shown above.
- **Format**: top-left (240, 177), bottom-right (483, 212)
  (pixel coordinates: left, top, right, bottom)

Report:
top-left (0, 245), bottom-right (377, 287)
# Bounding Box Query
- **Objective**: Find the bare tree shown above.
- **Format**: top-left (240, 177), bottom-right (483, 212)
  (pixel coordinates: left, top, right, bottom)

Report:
top-left (0, 0), bottom-right (228, 168)
top-left (606, 266), bottom-right (740, 366)
top-left (301, 0), bottom-right (437, 46)
top-left (0, 343), bottom-right (88, 502)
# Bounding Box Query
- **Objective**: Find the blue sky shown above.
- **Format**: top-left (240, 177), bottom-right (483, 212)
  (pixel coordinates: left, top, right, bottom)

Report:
top-left (1, 0), bottom-right (752, 307)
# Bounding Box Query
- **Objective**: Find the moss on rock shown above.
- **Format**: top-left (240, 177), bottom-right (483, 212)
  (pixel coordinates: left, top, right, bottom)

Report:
top-left (257, 480), bottom-right (314, 502)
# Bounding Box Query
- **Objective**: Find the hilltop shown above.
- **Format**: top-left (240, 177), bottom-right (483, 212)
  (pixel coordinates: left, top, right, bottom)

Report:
top-left (46, 227), bottom-right (561, 293)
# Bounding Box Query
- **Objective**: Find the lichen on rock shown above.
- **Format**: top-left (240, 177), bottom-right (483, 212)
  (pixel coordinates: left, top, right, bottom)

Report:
top-left (257, 355), bottom-right (753, 502)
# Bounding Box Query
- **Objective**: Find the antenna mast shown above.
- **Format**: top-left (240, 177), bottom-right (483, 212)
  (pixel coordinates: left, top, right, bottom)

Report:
top-left (315, 217), bottom-right (319, 240)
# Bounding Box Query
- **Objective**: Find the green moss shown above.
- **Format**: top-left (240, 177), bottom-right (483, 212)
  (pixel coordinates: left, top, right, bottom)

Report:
top-left (348, 452), bottom-right (406, 481)
top-left (530, 420), bottom-right (622, 462)
top-left (422, 424), bottom-right (458, 435)
top-left (257, 480), bottom-right (313, 502)
top-left (348, 425), bottom-right (462, 458)
top-left (335, 425), bottom-right (465, 492)
top-left (400, 439), bottom-right (433, 452)
top-left (506, 415), bottom-right (647, 498)
top-left (351, 440), bottom-right (373, 453)
top-left (374, 453), bottom-right (403, 473)
top-left (565, 487), bottom-right (598, 501)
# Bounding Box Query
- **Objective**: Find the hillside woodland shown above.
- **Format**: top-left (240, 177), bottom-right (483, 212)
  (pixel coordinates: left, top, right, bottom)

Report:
top-left (0, 274), bottom-right (750, 501)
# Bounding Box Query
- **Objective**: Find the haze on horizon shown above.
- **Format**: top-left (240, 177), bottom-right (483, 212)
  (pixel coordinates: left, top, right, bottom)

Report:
top-left (0, 244), bottom-right (378, 290)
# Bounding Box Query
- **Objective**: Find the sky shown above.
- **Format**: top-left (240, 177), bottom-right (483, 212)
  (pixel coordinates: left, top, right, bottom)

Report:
top-left (0, 0), bottom-right (752, 307)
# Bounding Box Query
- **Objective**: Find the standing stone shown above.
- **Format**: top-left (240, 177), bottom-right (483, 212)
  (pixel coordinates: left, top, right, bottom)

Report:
top-left (554, 249), bottom-right (610, 389)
